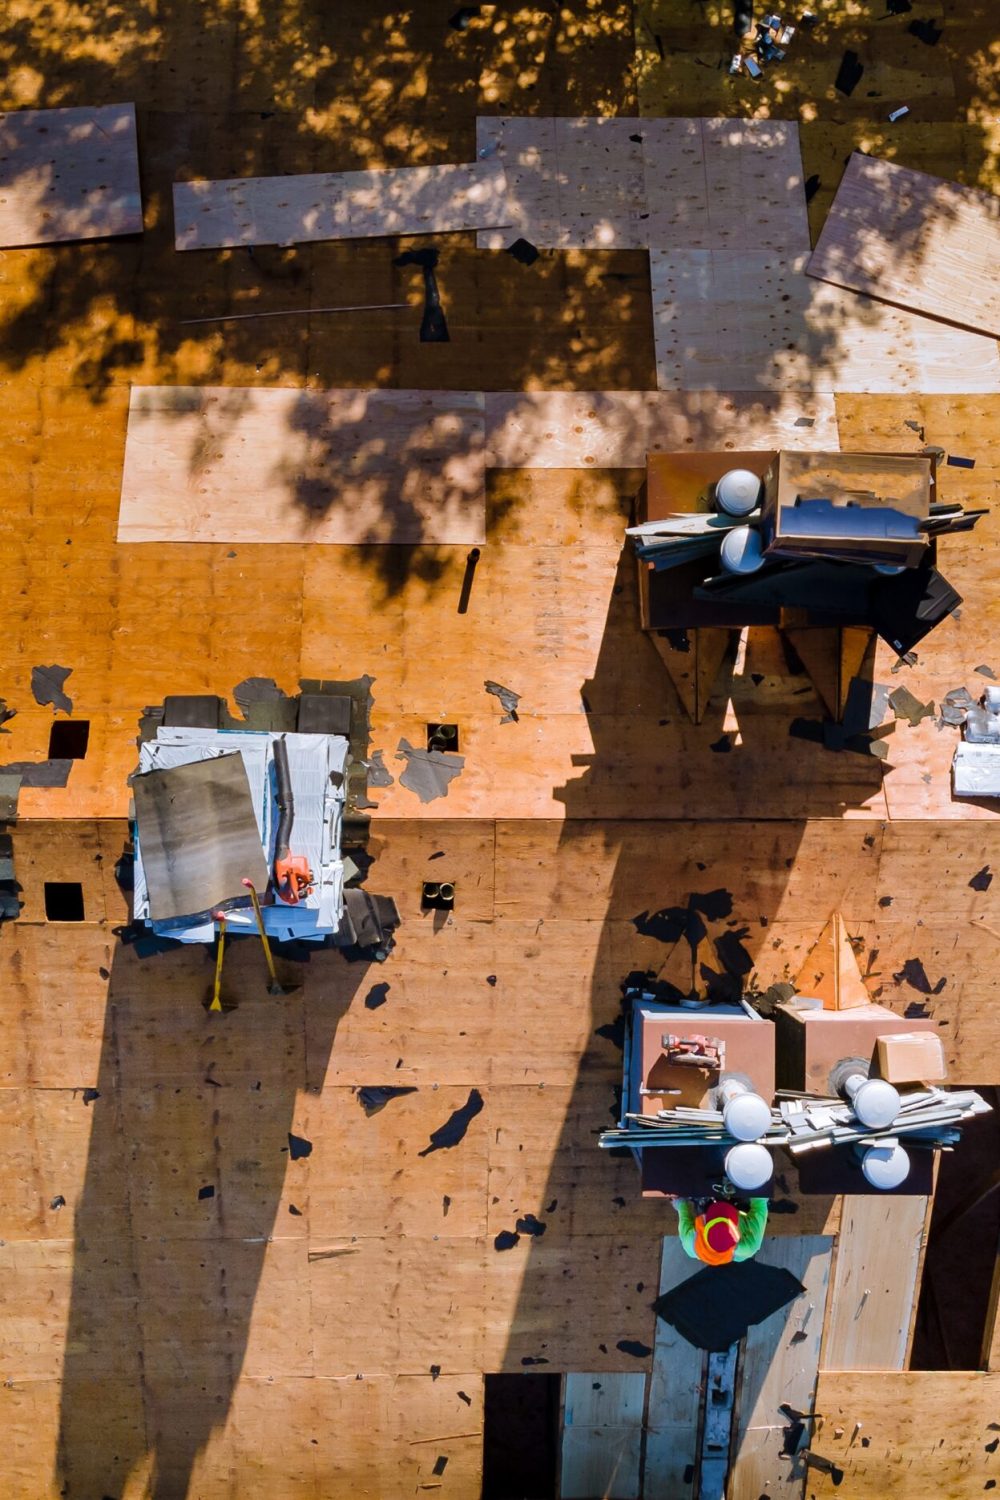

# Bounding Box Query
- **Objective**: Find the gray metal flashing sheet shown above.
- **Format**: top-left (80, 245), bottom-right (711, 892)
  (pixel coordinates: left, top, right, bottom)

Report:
top-left (133, 752), bottom-right (269, 921)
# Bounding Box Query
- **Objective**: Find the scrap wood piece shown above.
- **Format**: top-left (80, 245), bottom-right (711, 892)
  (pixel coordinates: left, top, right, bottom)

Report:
top-left (806, 152), bottom-right (1000, 338)
top-left (30, 664), bottom-right (73, 714)
top-left (173, 157), bottom-right (509, 249)
top-left (794, 913), bottom-right (870, 1011)
top-left (117, 386), bottom-right (486, 546)
top-left (0, 103), bottom-right (142, 247)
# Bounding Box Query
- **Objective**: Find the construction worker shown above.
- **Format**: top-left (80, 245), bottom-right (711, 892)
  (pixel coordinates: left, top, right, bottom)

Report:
top-left (667, 1196), bottom-right (769, 1265)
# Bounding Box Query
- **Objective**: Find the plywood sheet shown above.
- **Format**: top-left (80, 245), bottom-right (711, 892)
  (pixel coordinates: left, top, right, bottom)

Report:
top-left (809, 1372), bottom-right (1000, 1497)
top-left (0, 104), bottom-right (142, 247)
top-left (643, 1237), bottom-right (704, 1500)
top-left (484, 390), bottom-right (838, 468)
top-left (650, 249), bottom-right (1000, 394)
top-left (173, 158), bottom-right (509, 249)
top-left (730, 1236), bottom-right (833, 1500)
top-left (821, 1195), bottom-right (928, 1370)
top-left (476, 116), bottom-right (809, 251)
top-left (132, 753), bottom-right (268, 920)
top-left (807, 152), bottom-right (1000, 338)
top-left (117, 386), bottom-right (486, 545)
top-left (561, 1373), bottom-right (645, 1500)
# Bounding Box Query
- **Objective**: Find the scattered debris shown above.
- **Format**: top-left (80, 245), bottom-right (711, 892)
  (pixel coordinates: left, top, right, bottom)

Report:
top-left (889, 685), bottom-right (935, 726)
top-left (458, 1390), bottom-right (472, 1406)
top-left (969, 865), bottom-right (993, 892)
top-left (418, 1088), bottom-right (484, 1156)
top-left (198, 1184), bottom-right (215, 1200)
top-left (494, 1229), bottom-right (520, 1251)
top-left (287, 1133), bottom-right (313, 1160)
top-left (364, 982), bottom-right (390, 1010)
top-left (515, 1213), bottom-right (546, 1237)
top-left (31, 664), bottom-right (73, 714)
top-left (357, 1085), bottom-right (417, 1116)
top-left (893, 957), bottom-right (946, 995)
top-left (505, 237), bottom-right (539, 266)
top-left (367, 750), bottom-right (394, 788)
top-left (82, 1088), bottom-right (100, 1105)
top-left (947, 454), bottom-right (976, 469)
top-left (232, 677), bottom-right (287, 718)
top-left (520, 1356), bottom-right (549, 1366)
top-left (484, 679), bottom-right (521, 723)
top-left (395, 737), bottom-right (465, 803)
top-left (0, 698), bottom-right (15, 733)
top-left (432, 1457), bottom-right (449, 1477)
top-left (904, 419), bottom-right (925, 439)
top-left (49, 1194), bottom-right (66, 1211)
top-left (888, 105), bottom-right (910, 122)
top-left (908, 17), bottom-right (942, 43)
top-left (616, 1339), bottom-right (652, 1359)
top-left (835, 50), bottom-right (864, 96)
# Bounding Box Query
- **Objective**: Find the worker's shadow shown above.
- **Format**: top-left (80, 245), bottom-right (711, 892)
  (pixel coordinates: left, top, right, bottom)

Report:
top-left (56, 930), bottom-right (371, 1500)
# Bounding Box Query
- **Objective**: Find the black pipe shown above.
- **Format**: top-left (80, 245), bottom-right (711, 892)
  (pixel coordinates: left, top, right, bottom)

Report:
top-left (273, 736), bottom-right (294, 862)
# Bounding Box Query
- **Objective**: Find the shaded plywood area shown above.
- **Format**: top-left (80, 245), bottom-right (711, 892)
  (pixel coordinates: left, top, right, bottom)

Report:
top-left (807, 152), bottom-right (1000, 338)
top-left (649, 248), bottom-right (1000, 395)
top-left (118, 386), bottom-right (488, 545)
top-left (475, 115), bottom-right (809, 251)
top-left (173, 158), bottom-right (510, 250)
top-left (0, 104), bottom-right (142, 247)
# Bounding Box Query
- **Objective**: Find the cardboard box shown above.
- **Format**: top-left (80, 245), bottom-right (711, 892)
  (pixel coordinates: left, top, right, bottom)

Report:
top-left (875, 1030), bottom-right (948, 1084)
top-left (763, 450), bottom-right (935, 567)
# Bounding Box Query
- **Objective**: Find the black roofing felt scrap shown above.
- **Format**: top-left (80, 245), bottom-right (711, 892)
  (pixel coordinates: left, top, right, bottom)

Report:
top-left (232, 677), bottom-right (288, 717)
top-left (0, 759), bottom-right (72, 787)
top-left (367, 750), bottom-right (394, 787)
top-left (494, 1230), bottom-right (520, 1251)
top-left (908, 16), bottom-right (942, 43)
top-left (485, 679), bottom-right (521, 723)
top-left (516, 1214), bottom-right (546, 1237)
top-left (364, 982), bottom-right (390, 1010)
top-left (0, 698), bottom-right (15, 732)
top-left (418, 1087), bottom-right (484, 1157)
top-left (617, 1339), bottom-right (653, 1359)
top-left (653, 1259), bottom-right (805, 1351)
top-left (506, 237), bottom-right (540, 266)
top-left (357, 1085), bottom-right (417, 1116)
top-left (970, 866), bottom-right (994, 892)
top-left (893, 957), bottom-right (946, 995)
top-left (889, 685), bottom-right (936, 727)
top-left (395, 737), bottom-right (465, 802)
top-left (31, 664), bottom-right (73, 714)
top-left (834, 50), bottom-right (864, 95)
top-left (287, 1133), bottom-right (314, 1160)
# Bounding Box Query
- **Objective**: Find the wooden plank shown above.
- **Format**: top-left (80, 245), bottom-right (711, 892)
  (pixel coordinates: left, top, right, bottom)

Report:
top-left (484, 390), bottom-right (839, 468)
top-left (729, 1235), bottom-right (834, 1500)
top-left (807, 152), bottom-right (1000, 338)
top-left (561, 1372), bottom-right (645, 1500)
top-left (173, 158), bottom-right (509, 249)
top-left (0, 104), bottom-right (142, 247)
top-left (117, 386), bottom-right (486, 545)
top-left (808, 1372), bottom-right (1000, 1497)
top-left (476, 116), bottom-right (809, 251)
top-left (650, 249), bottom-right (1000, 394)
top-left (821, 1196), bottom-right (928, 1370)
top-left (643, 1237), bottom-right (705, 1499)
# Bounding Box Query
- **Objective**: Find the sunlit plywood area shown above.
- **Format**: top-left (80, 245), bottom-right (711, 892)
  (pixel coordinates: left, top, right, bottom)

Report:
top-left (1, 0), bottom-right (1000, 1496)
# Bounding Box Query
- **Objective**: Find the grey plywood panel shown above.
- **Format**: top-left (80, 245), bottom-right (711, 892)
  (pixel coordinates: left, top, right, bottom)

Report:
top-left (173, 158), bottom-right (509, 249)
top-left (643, 1237), bottom-right (705, 1500)
top-left (821, 1196), bottom-right (927, 1371)
top-left (729, 1236), bottom-right (834, 1500)
top-left (0, 104), bottom-right (142, 247)
top-left (561, 1373), bottom-right (646, 1500)
top-left (650, 249), bottom-right (1000, 394)
top-left (807, 152), bottom-right (1000, 338)
top-left (476, 115), bottom-right (810, 252)
top-left (133, 753), bottom-right (268, 920)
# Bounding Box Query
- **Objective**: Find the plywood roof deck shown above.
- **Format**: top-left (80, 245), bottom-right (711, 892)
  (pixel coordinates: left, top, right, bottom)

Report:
top-left (2, 0), bottom-right (1000, 1495)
